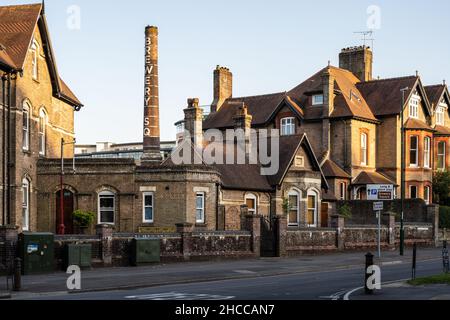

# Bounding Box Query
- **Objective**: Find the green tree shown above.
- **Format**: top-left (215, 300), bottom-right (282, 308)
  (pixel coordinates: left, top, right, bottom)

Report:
top-left (433, 171), bottom-right (450, 205)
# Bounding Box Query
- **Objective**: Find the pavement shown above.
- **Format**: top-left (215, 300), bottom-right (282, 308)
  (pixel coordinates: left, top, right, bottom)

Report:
top-left (0, 247), bottom-right (446, 300)
top-left (348, 282), bottom-right (450, 300)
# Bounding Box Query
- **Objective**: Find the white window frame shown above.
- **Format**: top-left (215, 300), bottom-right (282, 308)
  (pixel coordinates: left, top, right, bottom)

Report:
top-left (312, 94), bottom-right (324, 106)
top-left (22, 178), bottom-right (30, 231)
top-left (409, 136), bottom-right (419, 167)
top-left (280, 117), bottom-right (295, 136)
top-left (307, 190), bottom-right (318, 228)
top-left (38, 109), bottom-right (47, 156)
top-left (424, 137), bottom-right (431, 168)
top-left (287, 190), bottom-right (300, 227)
top-left (409, 185), bottom-right (418, 199)
top-left (339, 182), bottom-right (347, 201)
top-left (437, 141), bottom-right (446, 170)
top-left (31, 40), bottom-right (39, 80)
top-left (409, 94), bottom-right (420, 119)
top-left (436, 102), bottom-right (446, 126)
top-left (22, 102), bottom-right (30, 151)
top-left (98, 191), bottom-right (115, 225)
top-left (424, 186), bottom-right (431, 205)
top-left (142, 192), bottom-right (154, 223)
top-left (196, 192), bottom-right (205, 224)
top-left (360, 133), bottom-right (368, 166)
top-left (245, 193), bottom-right (258, 215)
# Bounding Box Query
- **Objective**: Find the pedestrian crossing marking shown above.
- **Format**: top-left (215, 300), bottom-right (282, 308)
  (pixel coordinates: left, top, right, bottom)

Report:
top-left (125, 292), bottom-right (235, 300)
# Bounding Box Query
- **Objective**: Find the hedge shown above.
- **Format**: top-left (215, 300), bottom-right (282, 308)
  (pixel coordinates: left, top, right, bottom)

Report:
top-left (440, 206), bottom-right (450, 229)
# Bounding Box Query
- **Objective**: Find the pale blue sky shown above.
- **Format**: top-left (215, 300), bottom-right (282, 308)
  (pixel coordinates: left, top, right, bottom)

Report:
top-left (11, 0), bottom-right (450, 143)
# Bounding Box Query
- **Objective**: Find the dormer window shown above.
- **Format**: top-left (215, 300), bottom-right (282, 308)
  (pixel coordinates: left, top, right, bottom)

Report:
top-left (436, 101), bottom-right (447, 126)
top-left (281, 117), bottom-right (296, 136)
top-left (312, 94), bottom-right (324, 106)
top-left (409, 93), bottom-right (420, 119)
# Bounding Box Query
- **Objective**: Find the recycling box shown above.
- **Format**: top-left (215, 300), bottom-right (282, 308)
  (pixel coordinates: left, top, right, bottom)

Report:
top-left (64, 244), bottom-right (92, 269)
top-left (18, 233), bottom-right (54, 275)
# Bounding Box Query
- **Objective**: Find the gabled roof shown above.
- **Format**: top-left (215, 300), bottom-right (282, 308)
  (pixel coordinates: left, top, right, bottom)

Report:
top-left (357, 76), bottom-right (432, 118)
top-left (352, 171), bottom-right (396, 186)
top-left (404, 118), bottom-right (435, 132)
top-left (0, 3), bottom-right (82, 108)
top-left (321, 159), bottom-right (351, 179)
top-left (425, 84), bottom-right (450, 113)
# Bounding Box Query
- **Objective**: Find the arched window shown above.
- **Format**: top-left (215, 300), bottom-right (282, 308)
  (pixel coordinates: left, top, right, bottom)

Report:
top-left (22, 102), bottom-right (31, 151)
top-left (98, 191), bottom-right (115, 224)
top-left (39, 109), bottom-right (47, 156)
top-left (287, 190), bottom-right (300, 227)
top-left (22, 178), bottom-right (30, 231)
top-left (31, 40), bottom-right (39, 80)
top-left (307, 190), bottom-right (319, 227)
top-left (281, 117), bottom-right (295, 136)
top-left (245, 193), bottom-right (258, 215)
top-left (360, 133), bottom-right (368, 166)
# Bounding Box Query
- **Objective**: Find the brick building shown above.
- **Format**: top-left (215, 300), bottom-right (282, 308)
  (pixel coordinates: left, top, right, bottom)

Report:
top-left (0, 3), bottom-right (448, 235)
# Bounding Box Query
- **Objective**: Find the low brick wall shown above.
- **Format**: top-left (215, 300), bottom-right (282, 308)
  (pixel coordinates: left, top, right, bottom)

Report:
top-left (342, 226), bottom-right (390, 250)
top-left (54, 230), bottom-right (254, 268)
top-left (285, 229), bottom-right (337, 255)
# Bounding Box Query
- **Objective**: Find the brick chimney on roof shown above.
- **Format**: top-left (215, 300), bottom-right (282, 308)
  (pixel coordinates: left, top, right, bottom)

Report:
top-left (211, 66), bottom-right (233, 113)
top-left (339, 46), bottom-right (373, 82)
top-left (142, 25), bottom-right (162, 162)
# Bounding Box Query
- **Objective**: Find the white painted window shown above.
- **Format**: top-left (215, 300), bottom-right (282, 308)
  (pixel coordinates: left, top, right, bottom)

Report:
top-left (409, 94), bottom-right (420, 119)
top-left (360, 133), bottom-right (368, 166)
top-left (22, 178), bottom-right (30, 231)
top-left (437, 101), bottom-right (447, 125)
top-left (31, 40), bottom-right (39, 80)
top-left (424, 186), bottom-right (431, 205)
top-left (98, 191), bottom-right (115, 224)
top-left (307, 190), bottom-right (318, 227)
top-left (281, 117), bottom-right (295, 136)
top-left (424, 137), bottom-right (431, 168)
top-left (312, 94), bottom-right (324, 106)
top-left (22, 102), bottom-right (30, 151)
top-left (245, 194), bottom-right (257, 215)
top-left (437, 141), bottom-right (446, 170)
top-left (409, 136), bottom-right (419, 167)
top-left (143, 192), bottom-right (154, 223)
top-left (288, 190), bottom-right (300, 227)
top-left (38, 109), bottom-right (47, 156)
top-left (196, 192), bottom-right (205, 223)
top-left (339, 182), bottom-right (347, 200)
top-left (409, 185), bottom-right (418, 199)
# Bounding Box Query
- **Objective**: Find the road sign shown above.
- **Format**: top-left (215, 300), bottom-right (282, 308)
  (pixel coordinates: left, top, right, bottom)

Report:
top-left (373, 202), bottom-right (384, 211)
top-left (367, 185), bottom-right (394, 201)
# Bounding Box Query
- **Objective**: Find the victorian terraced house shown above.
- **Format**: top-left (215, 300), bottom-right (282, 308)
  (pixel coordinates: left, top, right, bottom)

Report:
top-left (0, 3), bottom-right (449, 235)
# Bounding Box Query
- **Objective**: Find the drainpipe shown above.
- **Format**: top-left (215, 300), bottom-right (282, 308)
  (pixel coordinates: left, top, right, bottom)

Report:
top-left (6, 73), bottom-right (12, 225)
top-left (1, 73), bottom-right (6, 225)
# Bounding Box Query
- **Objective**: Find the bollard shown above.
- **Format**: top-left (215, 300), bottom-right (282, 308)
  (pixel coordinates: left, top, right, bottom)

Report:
top-left (443, 240), bottom-right (449, 274)
top-left (365, 252), bottom-right (374, 295)
top-left (412, 243), bottom-right (417, 280)
top-left (13, 258), bottom-right (22, 292)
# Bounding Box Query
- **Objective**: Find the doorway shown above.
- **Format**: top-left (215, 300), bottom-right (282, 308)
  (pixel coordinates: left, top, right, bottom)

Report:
top-left (56, 189), bottom-right (74, 234)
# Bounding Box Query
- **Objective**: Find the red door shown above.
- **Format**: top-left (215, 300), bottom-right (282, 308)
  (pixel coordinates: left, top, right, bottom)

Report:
top-left (56, 190), bottom-right (74, 234)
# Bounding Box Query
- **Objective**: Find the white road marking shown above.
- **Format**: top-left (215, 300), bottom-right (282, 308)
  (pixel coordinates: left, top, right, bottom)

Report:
top-left (125, 292), bottom-right (235, 301)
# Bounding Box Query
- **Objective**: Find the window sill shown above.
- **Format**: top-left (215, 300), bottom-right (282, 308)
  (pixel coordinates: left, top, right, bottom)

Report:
top-left (22, 149), bottom-right (31, 156)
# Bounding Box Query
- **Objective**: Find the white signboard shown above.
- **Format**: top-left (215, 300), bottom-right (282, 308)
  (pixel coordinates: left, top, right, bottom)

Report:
top-left (367, 184), bottom-right (394, 201)
top-left (373, 202), bottom-right (384, 211)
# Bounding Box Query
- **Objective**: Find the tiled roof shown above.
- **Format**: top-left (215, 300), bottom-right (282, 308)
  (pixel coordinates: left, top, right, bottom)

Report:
top-left (357, 76), bottom-right (419, 117)
top-left (434, 125), bottom-right (450, 136)
top-left (404, 118), bottom-right (435, 132)
top-left (0, 3), bottom-right (82, 107)
top-left (321, 159), bottom-right (351, 178)
top-left (424, 85), bottom-right (445, 107)
top-left (352, 171), bottom-right (396, 186)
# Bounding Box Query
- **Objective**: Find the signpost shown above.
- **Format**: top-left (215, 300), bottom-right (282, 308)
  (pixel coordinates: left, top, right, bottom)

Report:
top-left (373, 202), bottom-right (384, 258)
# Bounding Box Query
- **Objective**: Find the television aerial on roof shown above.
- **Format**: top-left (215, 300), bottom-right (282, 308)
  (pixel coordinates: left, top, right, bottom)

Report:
top-left (354, 30), bottom-right (375, 50)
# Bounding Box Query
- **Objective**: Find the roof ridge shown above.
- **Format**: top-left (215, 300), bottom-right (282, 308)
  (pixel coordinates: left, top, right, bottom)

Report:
top-left (230, 91), bottom-right (286, 100)
top-left (0, 3), bottom-right (42, 9)
top-left (359, 75), bottom-right (418, 84)
top-left (424, 84), bottom-right (445, 88)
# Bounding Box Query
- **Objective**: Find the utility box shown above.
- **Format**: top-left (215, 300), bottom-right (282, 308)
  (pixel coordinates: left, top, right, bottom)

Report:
top-left (18, 233), bottom-right (54, 275)
top-left (130, 238), bottom-right (160, 266)
top-left (64, 244), bottom-right (92, 269)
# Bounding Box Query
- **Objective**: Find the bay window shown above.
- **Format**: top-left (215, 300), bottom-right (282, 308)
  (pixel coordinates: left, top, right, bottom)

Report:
top-left (424, 137), bottom-right (431, 168)
top-left (437, 141), bottom-right (446, 170)
top-left (409, 136), bottom-right (418, 167)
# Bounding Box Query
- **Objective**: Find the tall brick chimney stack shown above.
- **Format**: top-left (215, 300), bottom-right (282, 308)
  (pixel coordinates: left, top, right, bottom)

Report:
top-left (184, 98), bottom-right (203, 149)
top-left (339, 46), bottom-right (373, 82)
top-left (142, 26), bottom-right (162, 162)
top-left (211, 66), bottom-right (233, 113)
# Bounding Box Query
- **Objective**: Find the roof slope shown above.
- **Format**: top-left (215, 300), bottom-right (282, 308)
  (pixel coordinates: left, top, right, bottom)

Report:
top-left (352, 171), bottom-right (396, 186)
top-left (321, 159), bottom-right (351, 178)
top-left (425, 85), bottom-right (445, 107)
top-left (0, 3), bottom-right (82, 107)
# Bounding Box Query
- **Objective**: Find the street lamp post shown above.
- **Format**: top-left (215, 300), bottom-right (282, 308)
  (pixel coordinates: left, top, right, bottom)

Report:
top-left (57, 138), bottom-right (76, 235)
top-left (400, 87), bottom-right (410, 256)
